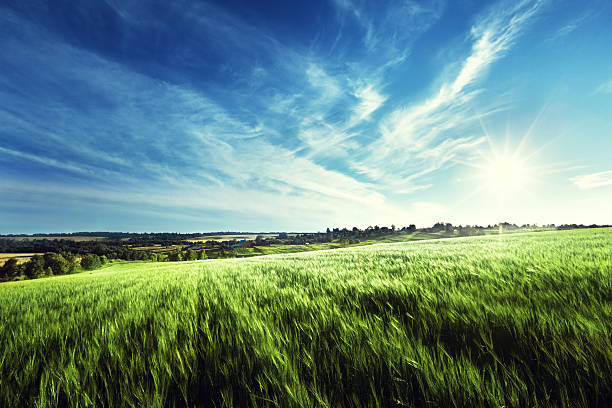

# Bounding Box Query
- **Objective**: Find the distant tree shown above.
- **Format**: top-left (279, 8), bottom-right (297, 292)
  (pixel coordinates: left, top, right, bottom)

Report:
top-left (100, 255), bottom-right (108, 264)
top-left (445, 223), bottom-right (454, 233)
top-left (25, 255), bottom-right (45, 279)
top-left (407, 224), bottom-right (416, 233)
top-left (168, 251), bottom-right (182, 262)
top-left (197, 250), bottom-right (207, 260)
top-left (185, 249), bottom-right (198, 261)
top-left (60, 252), bottom-right (79, 273)
top-left (44, 253), bottom-right (70, 275)
top-left (432, 222), bottom-right (445, 232)
top-left (81, 254), bottom-right (102, 270)
top-left (1, 258), bottom-right (19, 279)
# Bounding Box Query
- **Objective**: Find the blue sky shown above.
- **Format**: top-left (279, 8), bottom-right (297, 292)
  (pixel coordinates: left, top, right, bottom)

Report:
top-left (1, 0), bottom-right (611, 233)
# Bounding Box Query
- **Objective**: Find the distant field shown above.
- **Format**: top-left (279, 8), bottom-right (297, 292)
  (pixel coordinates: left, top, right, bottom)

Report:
top-left (0, 252), bottom-right (44, 266)
top-left (187, 233), bottom-right (294, 242)
top-left (1, 236), bottom-right (105, 242)
top-left (0, 228), bottom-right (610, 407)
top-left (228, 229), bottom-right (554, 258)
top-left (130, 244), bottom-right (184, 252)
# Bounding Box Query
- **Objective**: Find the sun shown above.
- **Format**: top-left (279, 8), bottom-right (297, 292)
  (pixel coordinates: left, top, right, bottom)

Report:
top-left (453, 109), bottom-right (552, 227)
top-left (480, 152), bottom-right (531, 199)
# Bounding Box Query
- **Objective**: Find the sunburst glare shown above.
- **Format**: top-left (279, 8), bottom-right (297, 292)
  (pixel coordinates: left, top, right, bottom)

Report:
top-left (479, 150), bottom-right (531, 199)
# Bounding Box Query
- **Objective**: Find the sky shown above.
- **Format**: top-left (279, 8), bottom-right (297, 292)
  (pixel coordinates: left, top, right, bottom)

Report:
top-left (1, 0), bottom-right (611, 233)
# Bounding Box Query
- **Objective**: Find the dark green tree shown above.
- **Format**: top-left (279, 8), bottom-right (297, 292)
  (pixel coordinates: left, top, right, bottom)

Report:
top-left (185, 249), bottom-right (198, 261)
top-left (24, 255), bottom-right (45, 279)
top-left (44, 253), bottom-right (70, 275)
top-left (168, 251), bottom-right (182, 262)
top-left (1, 258), bottom-right (19, 279)
top-left (81, 254), bottom-right (102, 270)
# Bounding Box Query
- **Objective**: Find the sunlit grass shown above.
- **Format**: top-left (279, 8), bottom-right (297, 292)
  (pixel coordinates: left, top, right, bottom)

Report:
top-left (0, 228), bottom-right (610, 407)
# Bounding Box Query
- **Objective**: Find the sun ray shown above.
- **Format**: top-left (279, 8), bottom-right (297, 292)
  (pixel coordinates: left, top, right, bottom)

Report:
top-left (516, 102), bottom-right (549, 156)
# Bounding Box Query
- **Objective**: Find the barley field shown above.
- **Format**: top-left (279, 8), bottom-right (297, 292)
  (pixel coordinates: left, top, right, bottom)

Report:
top-left (0, 252), bottom-right (44, 266)
top-left (0, 228), bottom-right (610, 407)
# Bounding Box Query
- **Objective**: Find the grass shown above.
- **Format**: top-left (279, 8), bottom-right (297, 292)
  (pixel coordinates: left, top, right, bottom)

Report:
top-left (228, 228), bottom-right (556, 258)
top-left (227, 232), bottom-right (457, 258)
top-left (0, 228), bottom-right (610, 407)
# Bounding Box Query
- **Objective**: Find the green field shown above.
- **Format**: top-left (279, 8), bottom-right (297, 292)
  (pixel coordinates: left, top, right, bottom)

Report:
top-left (0, 229), bottom-right (610, 407)
top-left (227, 228), bottom-right (555, 258)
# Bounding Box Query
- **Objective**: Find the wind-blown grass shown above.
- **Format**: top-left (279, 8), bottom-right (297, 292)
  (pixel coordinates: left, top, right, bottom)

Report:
top-left (0, 229), bottom-right (610, 407)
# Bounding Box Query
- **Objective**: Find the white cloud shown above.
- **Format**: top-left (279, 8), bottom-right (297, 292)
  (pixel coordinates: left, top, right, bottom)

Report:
top-left (306, 63), bottom-right (342, 102)
top-left (545, 9), bottom-right (595, 42)
top-left (0, 147), bottom-right (90, 176)
top-left (0, 10), bottom-right (397, 228)
top-left (594, 79), bottom-right (612, 95)
top-left (386, 0), bottom-right (542, 144)
top-left (361, 0), bottom-right (543, 187)
top-left (571, 170), bottom-right (612, 190)
top-left (416, 136), bottom-right (486, 165)
top-left (297, 124), bottom-right (358, 158)
top-left (332, 0), bottom-right (443, 55)
top-left (352, 85), bottom-right (386, 121)
top-left (9, 0), bottom-right (594, 230)
top-left (0, 146), bottom-right (137, 182)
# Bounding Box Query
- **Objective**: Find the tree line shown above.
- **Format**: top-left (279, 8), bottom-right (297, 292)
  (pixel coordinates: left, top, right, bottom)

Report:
top-left (0, 248), bottom-right (208, 282)
top-left (1, 252), bottom-right (85, 280)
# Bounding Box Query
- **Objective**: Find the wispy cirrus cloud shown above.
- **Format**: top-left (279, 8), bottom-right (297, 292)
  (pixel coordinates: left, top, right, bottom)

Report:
top-left (0, 147), bottom-right (96, 178)
top-left (545, 9), bottom-right (596, 43)
top-left (382, 0), bottom-right (543, 147)
top-left (354, 0), bottom-right (543, 192)
top-left (594, 78), bottom-right (612, 95)
top-left (332, 0), bottom-right (443, 58)
top-left (4, 0), bottom-right (609, 231)
top-left (0, 6), bottom-right (402, 229)
top-left (352, 85), bottom-right (386, 122)
top-left (571, 170), bottom-right (612, 190)
top-left (2, 0), bottom-right (541, 222)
